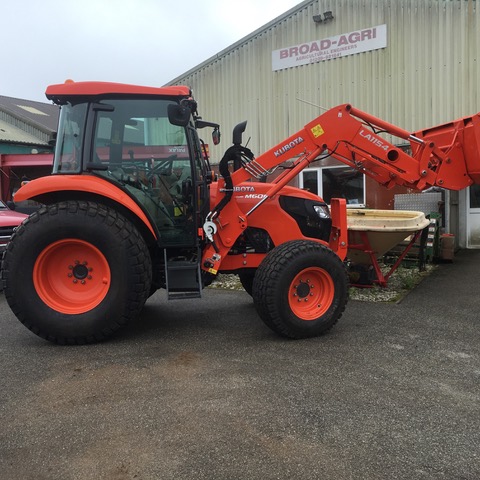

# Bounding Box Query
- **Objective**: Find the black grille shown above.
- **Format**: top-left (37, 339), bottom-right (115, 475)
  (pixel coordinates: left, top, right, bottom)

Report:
top-left (0, 227), bottom-right (16, 237)
top-left (279, 196), bottom-right (332, 241)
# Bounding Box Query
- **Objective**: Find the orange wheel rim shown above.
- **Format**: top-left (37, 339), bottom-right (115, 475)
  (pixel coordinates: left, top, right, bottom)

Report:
top-left (288, 267), bottom-right (334, 320)
top-left (33, 239), bottom-right (111, 314)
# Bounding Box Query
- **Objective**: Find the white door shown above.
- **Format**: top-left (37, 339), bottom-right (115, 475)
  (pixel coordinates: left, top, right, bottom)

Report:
top-left (467, 185), bottom-right (480, 248)
top-left (299, 166), bottom-right (365, 206)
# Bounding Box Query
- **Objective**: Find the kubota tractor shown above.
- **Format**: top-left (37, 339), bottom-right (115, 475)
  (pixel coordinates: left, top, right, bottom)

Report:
top-left (3, 81), bottom-right (480, 344)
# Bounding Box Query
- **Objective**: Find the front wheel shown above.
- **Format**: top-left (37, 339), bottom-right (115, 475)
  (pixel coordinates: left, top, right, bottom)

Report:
top-left (238, 269), bottom-right (256, 296)
top-left (252, 240), bottom-right (348, 339)
top-left (3, 201), bottom-right (152, 344)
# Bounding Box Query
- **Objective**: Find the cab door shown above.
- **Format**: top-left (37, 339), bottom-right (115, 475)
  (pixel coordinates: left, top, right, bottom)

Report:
top-left (90, 98), bottom-right (200, 248)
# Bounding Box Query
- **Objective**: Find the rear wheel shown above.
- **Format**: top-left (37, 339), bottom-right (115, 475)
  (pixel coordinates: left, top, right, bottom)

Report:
top-left (253, 240), bottom-right (348, 339)
top-left (3, 201), bottom-right (152, 344)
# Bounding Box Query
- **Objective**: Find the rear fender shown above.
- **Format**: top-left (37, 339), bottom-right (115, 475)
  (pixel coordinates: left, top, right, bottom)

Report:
top-left (14, 175), bottom-right (157, 238)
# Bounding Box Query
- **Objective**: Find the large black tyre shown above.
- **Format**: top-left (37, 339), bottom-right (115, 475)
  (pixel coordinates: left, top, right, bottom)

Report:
top-left (252, 240), bottom-right (348, 339)
top-left (3, 201), bottom-right (152, 344)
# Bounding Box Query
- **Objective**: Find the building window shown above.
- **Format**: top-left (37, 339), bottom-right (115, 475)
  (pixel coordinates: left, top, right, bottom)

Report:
top-left (469, 184), bottom-right (480, 209)
top-left (299, 166), bottom-right (365, 207)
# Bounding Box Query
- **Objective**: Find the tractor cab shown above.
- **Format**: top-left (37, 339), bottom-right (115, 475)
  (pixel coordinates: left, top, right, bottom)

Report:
top-left (42, 82), bottom-right (221, 299)
top-left (51, 94), bottom-right (213, 249)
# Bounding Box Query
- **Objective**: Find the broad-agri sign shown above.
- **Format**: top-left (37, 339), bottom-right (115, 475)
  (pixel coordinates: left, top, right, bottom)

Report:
top-left (272, 24), bottom-right (387, 71)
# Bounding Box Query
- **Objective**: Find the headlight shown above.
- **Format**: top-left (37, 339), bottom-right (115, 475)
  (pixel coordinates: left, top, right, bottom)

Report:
top-left (313, 204), bottom-right (331, 219)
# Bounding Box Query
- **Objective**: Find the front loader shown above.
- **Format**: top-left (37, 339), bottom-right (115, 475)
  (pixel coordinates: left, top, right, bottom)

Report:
top-left (3, 80), bottom-right (480, 344)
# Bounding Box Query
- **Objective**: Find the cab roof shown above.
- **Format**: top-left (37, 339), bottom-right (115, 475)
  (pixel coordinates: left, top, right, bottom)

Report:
top-left (45, 80), bottom-right (192, 104)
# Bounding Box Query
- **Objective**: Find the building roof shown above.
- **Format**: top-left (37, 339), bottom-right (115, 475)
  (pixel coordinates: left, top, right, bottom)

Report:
top-left (0, 119), bottom-right (48, 145)
top-left (0, 95), bottom-right (59, 145)
top-left (0, 95), bottom-right (59, 132)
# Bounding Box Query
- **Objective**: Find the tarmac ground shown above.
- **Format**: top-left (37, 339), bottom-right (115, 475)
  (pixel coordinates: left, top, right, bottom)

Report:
top-left (1, 250), bottom-right (479, 480)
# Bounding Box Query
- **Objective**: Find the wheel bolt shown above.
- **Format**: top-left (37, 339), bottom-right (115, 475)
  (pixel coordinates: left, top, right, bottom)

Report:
top-left (68, 273), bottom-right (73, 278)
top-left (88, 275), bottom-right (92, 280)
top-left (73, 279), bottom-right (78, 284)
top-left (304, 298), bottom-right (308, 302)
top-left (81, 280), bottom-right (86, 285)
top-left (68, 265), bottom-right (73, 270)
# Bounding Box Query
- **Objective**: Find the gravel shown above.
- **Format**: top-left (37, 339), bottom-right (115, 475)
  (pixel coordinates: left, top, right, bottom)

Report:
top-left (208, 263), bottom-right (438, 303)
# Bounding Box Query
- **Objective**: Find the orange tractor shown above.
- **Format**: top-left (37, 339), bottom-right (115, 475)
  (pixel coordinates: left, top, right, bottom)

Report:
top-left (3, 81), bottom-right (480, 344)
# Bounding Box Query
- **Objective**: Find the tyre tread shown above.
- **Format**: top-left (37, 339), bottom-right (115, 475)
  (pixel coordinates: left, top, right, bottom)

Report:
top-left (253, 240), bottom-right (348, 339)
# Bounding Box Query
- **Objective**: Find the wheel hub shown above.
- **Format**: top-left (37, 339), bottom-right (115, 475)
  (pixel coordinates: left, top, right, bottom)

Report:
top-left (295, 281), bottom-right (311, 298)
top-left (72, 263), bottom-right (89, 280)
top-left (67, 261), bottom-right (93, 284)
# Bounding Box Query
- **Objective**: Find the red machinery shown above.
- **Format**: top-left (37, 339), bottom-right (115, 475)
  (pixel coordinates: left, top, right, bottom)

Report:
top-left (3, 81), bottom-right (480, 344)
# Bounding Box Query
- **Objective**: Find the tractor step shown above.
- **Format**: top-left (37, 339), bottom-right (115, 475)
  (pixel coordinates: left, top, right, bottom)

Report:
top-left (164, 251), bottom-right (202, 300)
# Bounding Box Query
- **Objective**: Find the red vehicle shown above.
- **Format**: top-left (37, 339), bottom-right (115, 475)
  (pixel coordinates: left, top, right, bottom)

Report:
top-left (0, 200), bottom-right (28, 253)
top-left (3, 80), bottom-right (480, 344)
top-left (0, 200), bottom-right (28, 293)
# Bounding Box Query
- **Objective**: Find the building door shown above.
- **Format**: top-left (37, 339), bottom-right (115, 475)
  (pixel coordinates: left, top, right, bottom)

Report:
top-left (467, 185), bottom-right (480, 248)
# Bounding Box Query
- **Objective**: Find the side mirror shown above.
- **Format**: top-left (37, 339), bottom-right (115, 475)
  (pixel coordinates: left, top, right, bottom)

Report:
top-left (168, 104), bottom-right (191, 127)
top-left (196, 119), bottom-right (221, 145)
top-left (212, 127), bottom-right (221, 145)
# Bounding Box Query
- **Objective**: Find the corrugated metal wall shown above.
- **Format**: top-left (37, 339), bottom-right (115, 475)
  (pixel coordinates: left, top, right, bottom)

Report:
top-left (0, 111), bottom-right (51, 145)
top-left (169, 0), bottom-right (479, 163)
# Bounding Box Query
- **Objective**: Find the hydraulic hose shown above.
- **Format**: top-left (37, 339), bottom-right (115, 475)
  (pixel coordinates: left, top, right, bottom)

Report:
top-left (210, 145), bottom-right (254, 218)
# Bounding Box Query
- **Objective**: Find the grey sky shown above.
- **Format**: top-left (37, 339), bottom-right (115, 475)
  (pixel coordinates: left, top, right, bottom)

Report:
top-left (3, 0), bottom-right (301, 102)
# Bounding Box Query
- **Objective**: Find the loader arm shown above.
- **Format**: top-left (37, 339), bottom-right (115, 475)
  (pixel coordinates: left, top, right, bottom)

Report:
top-left (202, 103), bottom-right (480, 274)
top-left (230, 103), bottom-right (480, 192)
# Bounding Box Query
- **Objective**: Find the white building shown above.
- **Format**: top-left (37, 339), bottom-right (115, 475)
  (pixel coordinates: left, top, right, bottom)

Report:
top-left (168, 0), bottom-right (480, 248)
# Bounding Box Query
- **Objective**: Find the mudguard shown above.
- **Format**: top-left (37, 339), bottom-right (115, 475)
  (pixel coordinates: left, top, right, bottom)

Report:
top-left (14, 175), bottom-right (157, 238)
